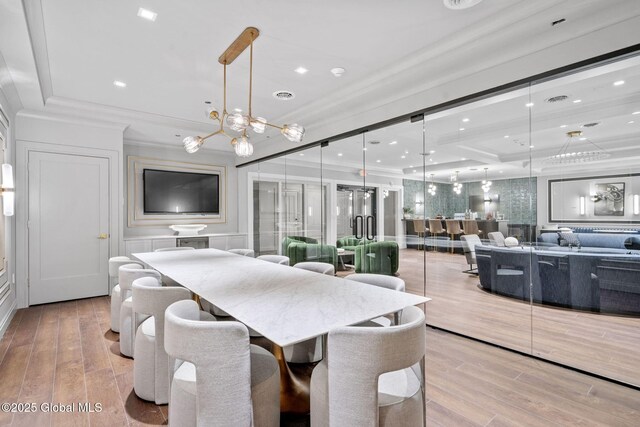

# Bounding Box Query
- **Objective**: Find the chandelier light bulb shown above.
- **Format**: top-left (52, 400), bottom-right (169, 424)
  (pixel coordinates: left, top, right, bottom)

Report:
top-left (281, 123), bottom-right (305, 143)
top-left (250, 117), bottom-right (267, 134)
top-left (227, 113), bottom-right (249, 132)
top-left (183, 136), bottom-right (204, 153)
top-left (234, 135), bottom-right (254, 157)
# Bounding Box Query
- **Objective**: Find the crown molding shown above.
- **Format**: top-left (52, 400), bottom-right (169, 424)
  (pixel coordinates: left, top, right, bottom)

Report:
top-left (17, 109), bottom-right (129, 132)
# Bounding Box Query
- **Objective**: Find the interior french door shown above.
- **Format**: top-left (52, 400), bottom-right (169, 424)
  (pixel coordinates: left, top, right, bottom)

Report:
top-left (28, 151), bottom-right (110, 304)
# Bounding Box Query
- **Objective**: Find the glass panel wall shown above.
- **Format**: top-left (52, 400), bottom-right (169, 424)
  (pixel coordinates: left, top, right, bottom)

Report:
top-left (529, 54), bottom-right (640, 385)
top-left (242, 51), bottom-right (640, 387)
top-left (421, 86), bottom-right (535, 354)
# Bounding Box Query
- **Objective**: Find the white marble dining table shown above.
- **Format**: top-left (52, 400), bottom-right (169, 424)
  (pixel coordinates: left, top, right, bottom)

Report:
top-left (133, 248), bottom-right (430, 347)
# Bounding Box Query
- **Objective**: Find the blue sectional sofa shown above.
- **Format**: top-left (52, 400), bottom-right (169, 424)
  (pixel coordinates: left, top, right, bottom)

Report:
top-left (475, 244), bottom-right (640, 316)
top-left (537, 232), bottom-right (640, 254)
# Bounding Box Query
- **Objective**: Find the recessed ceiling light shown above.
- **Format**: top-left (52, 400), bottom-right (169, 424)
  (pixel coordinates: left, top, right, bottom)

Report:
top-left (389, 140), bottom-right (398, 145)
top-left (338, 153), bottom-right (343, 156)
top-left (376, 160), bottom-right (381, 163)
top-left (413, 170), bottom-right (417, 173)
top-left (330, 67), bottom-right (346, 77)
top-left (409, 165), bottom-right (414, 168)
top-left (234, 108), bottom-right (242, 112)
top-left (632, 111), bottom-right (640, 115)
top-left (294, 66), bottom-right (308, 75)
top-left (529, 145), bottom-right (535, 148)
top-left (363, 148), bottom-right (367, 151)
top-left (137, 8), bottom-right (157, 21)
top-left (404, 150), bottom-right (409, 154)
top-left (560, 124), bottom-right (567, 128)
top-left (299, 153), bottom-right (304, 156)
top-left (629, 121), bottom-right (635, 124)
top-left (579, 137), bottom-right (587, 141)
top-left (525, 102), bottom-right (534, 107)
top-left (504, 135), bottom-right (509, 139)
top-left (462, 118), bottom-right (470, 122)
top-left (433, 162), bottom-right (439, 165)
top-left (113, 80), bottom-right (127, 88)
top-left (614, 80), bottom-right (625, 86)
top-left (273, 90), bottom-right (295, 100)
top-left (573, 99), bottom-right (582, 104)
top-left (401, 155), bottom-right (406, 159)
top-left (429, 158), bottom-right (433, 162)
top-left (459, 127), bottom-right (465, 131)
top-left (499, 170), bottom-right (504, 174)
top-left (461, 157), bottom-right (466, 160)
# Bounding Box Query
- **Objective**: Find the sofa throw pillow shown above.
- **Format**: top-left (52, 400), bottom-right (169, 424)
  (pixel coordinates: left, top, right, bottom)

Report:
top-left (558, 232), bottom-right (580, 247)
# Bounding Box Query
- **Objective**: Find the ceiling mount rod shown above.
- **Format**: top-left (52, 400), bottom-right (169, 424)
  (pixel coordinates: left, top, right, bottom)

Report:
top-left (218, 27), bottom-right (260, 65)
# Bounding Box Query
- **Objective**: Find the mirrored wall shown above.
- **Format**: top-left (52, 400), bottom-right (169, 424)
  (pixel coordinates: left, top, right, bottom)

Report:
top-left (241, 51), bottom-right (640, 386)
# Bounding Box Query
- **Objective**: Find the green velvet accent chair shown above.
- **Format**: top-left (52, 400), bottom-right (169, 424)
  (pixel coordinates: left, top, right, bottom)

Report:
top-left (336, 236), bottom-right (364, 251)
top-left (281, 236), bottom-right (318, 257)
top-left (355, 241), bottom-right (399, 275)
top-left (286, 242), bottom-right (338, 270)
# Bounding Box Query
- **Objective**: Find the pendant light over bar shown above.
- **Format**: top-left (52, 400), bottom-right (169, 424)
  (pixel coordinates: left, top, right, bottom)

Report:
top-left (183, 27), bottom-right (305, 157)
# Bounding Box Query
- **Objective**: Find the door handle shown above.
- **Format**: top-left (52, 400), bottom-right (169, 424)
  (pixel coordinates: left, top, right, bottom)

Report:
top-left (98, 233), bottom-right (109, 239)
top-left (366, 215), bottom-right (376, 240)
top-left (354, 215), bottom-right (364, 239)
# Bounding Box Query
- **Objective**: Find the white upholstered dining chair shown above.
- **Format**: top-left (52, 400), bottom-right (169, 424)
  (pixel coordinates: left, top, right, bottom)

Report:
top-left (109, 257), bottom-right (140, 333)
top-left (164, 300), bottom-right (280, 427)
top-left (155, 246), bottom-right (196, 252)
top-left (284, 261), bottom-right (336, 363)
top-left (310, 305), bottom-right (426, 427)
top-left (119, 265), bottom-right (162, 358)
top-left (345, 273), bottom-right (406, 326)
top-left (256, 254), bottom-right (290, 265)
top-left (132, 277), bottom-right (215, 404)
top-left (293, 261), bottom-right (335, 276)
top-left (228, 248), bottom-right (256, 257)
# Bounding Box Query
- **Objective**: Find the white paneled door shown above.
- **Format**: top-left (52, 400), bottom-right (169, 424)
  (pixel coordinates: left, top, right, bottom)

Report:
top-left (28, 151), bottom-right (110, 304)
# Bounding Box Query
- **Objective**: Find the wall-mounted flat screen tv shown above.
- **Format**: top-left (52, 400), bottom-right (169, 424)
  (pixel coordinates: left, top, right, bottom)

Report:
top-left (143, 169), bottom-right (220, 214)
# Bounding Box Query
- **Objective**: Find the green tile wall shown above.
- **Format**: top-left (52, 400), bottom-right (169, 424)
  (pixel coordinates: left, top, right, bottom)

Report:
top-left (403, 177), bottom-right (537, 224)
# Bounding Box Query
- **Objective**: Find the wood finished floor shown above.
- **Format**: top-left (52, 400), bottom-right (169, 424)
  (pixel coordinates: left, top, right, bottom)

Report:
top-left (1, 296), bottom-right (639, 426)
top-left (389, 248), bottom-right (640, 387)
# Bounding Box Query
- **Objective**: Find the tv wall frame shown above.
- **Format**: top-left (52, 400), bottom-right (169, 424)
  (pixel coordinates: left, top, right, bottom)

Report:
top-left (127, 156), bottom-right (226, 227)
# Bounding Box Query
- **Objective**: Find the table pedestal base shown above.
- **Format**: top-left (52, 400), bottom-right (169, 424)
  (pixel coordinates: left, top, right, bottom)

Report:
top-left (272, 345), bottom-right (314, 415)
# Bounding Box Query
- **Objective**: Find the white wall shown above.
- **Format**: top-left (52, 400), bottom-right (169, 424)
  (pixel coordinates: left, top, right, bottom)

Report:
top-left (14, 111), bottom-right (124, 308)
top-left (123, 143), bottom-right (239, 237)
top-left (0, 53), bottom-right (19, 335)
top-left (537, 168), bottom-right (640, 228)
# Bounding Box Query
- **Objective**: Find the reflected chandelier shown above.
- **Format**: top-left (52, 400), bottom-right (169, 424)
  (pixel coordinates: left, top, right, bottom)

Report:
top-left (481, 168), bottom-right (492, 192)
top-left (451, 171), bottom-right (462, 195)
top-left (183, 27), bottom-right (305, 157)
top-left (546, 130), bottom-right (610, 165)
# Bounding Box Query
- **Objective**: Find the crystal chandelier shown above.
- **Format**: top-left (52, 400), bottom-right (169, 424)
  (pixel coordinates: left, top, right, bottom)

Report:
top-left (451, 171), bottom-right (462, 194)
top-left (428, 174), bottom-right (437, 196)
top-left (183, 27), bottom-right (305, 157)
top-left (481, 168), bottom-right (492, 192)
top-left (546, 130), bottom-right (610, 165)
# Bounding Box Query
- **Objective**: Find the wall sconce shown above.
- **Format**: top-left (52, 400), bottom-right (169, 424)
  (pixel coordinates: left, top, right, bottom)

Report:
top-left (634, 194), bottom-right (639, 215)
top-left (1, 164), bottom-right (14, 217)
top-left (579, 196), bottom-right (586, 216)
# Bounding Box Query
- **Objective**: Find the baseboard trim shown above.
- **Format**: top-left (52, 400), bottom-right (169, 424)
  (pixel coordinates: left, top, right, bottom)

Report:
top-left (0, 299), bottom-right (17, 339)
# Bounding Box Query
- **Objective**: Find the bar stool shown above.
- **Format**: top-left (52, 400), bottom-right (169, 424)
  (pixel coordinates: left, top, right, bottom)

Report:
top-left (428, 219), bottom-right (446, 251)
top-left (445, 219), bottom-right (464, 254)
top-left (412, 219), bottom-right (428, 250)
top-left (462, 219), bottom-right (482, 237)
